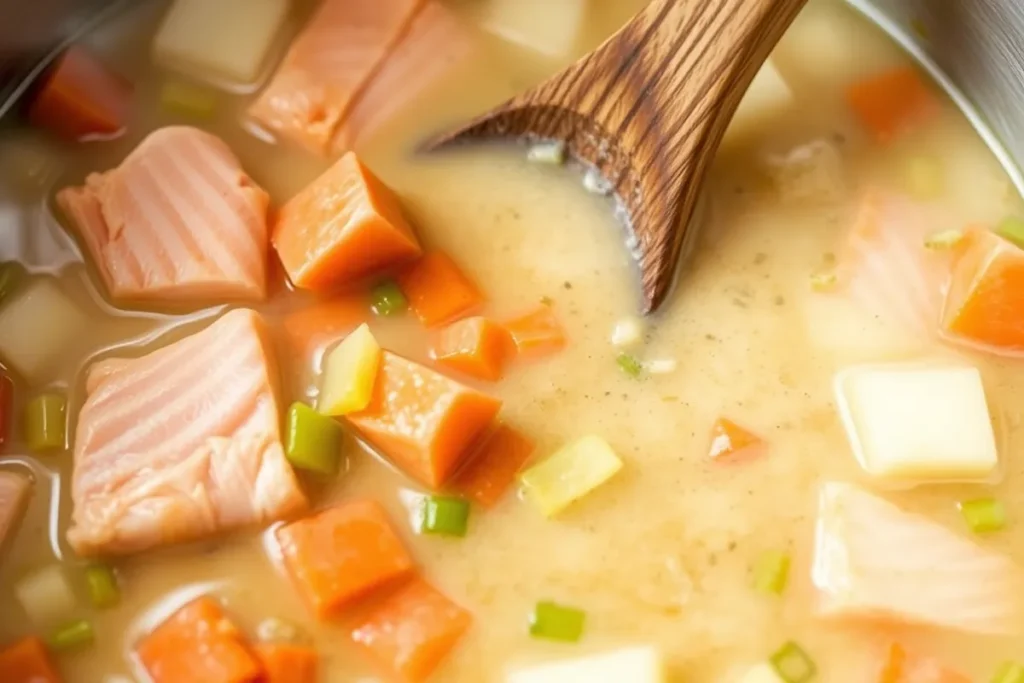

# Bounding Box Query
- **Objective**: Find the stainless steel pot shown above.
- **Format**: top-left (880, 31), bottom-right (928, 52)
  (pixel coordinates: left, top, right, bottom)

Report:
top-left (1, 0), bottom-right (1023, 194)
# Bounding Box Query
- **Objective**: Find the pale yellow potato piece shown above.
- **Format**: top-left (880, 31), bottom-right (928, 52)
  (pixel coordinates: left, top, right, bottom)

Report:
top-left (506, 646), bottom-right (665, 683)
top-left (153, 0), bottom-right (288, 85)
top-left (519, 434), bottom-right (623, 517)
top-left (318, 324), bottom-right (382, 416)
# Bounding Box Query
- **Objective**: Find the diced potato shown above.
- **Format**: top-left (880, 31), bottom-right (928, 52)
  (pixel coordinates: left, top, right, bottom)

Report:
top-left (15, 564), bottom-right (77, 626)
top-left (519, 435), bottom-right (623, 517)
top-left (762, 139), bottom-right (846, 204)
top-left (317, 324), bottom-right (382, 416)
top-left (610, 317), bottom-right (644, 348)
top-left (723, 60), bottom-right (794, 145)
top-left (477, 0), bottom-right (588, 58)
top-left (736, 664), bottom-right (784, 683)
top-left (835, 363), bottom-right (999, 484)
top-left (0, 278), bottom-right (87, 381)
top-left (153, 0), bottom-right (288, 85)
top-left (506, 645), bottom-right (666, 683)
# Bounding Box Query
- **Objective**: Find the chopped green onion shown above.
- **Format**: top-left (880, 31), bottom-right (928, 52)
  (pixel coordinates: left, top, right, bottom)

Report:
top-left (924, 229), bottom-right (964, 250)
top-left (420, 496), bottom-right (470, 537)
top-left (284, 403), bottom-right (344, 475)
top-left (528, 601), bottom-right (585, 642)
top-left (84, 564), bottom-right (119, 609)
top-left (958, 497), bottom-right (1007, 534)
top-left (769, 641), bottom-right (816, 683)
top-left (160, 81), bottom-right (217, 118)
top-left (995, 216), bottom-right (1024, 249)
top-left (753, 550), bottom-right (791, 595)
top-left (993, 661), bottom-right (1024, 683)
top-left (0, 261), bottom-right (26, 308)
top-left (527, 141), bottom-right (566, 165)
top-left (48, 619), bottom-right (94, 651)
top-left (616, 353), bottom-right (643, 378)
top-left (902, 155), bottom-right (943, 199)
top-left (24, 393), bottom-right (66, 452)
top-left (369, 280), bottom-right (407, 316)
top-left (810, 270), bottom-right (837, 292)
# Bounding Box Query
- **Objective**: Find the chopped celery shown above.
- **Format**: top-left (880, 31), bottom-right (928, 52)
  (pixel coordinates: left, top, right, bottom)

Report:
top-left (284, 403), bottom-right (344, 475)
top-left (527, 141), bottom-right (566, 165)
top-left (924, 229), bottom-right (963, 251)
top-left (318, 324), bottom-right (382, 416)
top-left (770, 641), bottom-right (816, 683)
top-left (994, 662), bottom-right (1024, 683)
top-left (528, 601), bottom-right (585, 642)
top-left (48, 619), bottom-right (94, 651)
top-left (84, 564), bottom-right (120, 609)
top-left (616, 353), bottom-right (643, 378)
top-left (996, 216), bottom-right (1024, 249)
top-left (0, 261), bottom-right (25, 307)
top-left (24, 393), bottom-right (67, 452)
top-left (15, 565), bottom-right (76, 626)
top-left (519, 435), bottom-right (623, 517)
top-left (420, 496), bottom-right (470, 537)
top-left (753, 550), bottom-right (791, 595)
top-left (958, 498), bottom-right (1007, 534)
top-left (902, 155), bottom-right (944, 199)
top-left (160, 81), bottom-right (217, 118)
top-left (370, 280), bottom-right (407, 316)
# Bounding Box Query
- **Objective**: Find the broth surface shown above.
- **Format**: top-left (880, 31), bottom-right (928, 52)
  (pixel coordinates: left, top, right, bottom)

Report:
top-left (1, 0), bottom-right (1023, 681)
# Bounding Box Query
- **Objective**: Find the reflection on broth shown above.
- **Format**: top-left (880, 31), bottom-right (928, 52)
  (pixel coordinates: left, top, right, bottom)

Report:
top-left (1, 0), bottom-right (1024, 681)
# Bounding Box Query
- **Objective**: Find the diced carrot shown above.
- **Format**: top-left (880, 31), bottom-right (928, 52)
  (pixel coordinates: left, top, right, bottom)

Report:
top-left (253, 643), bottom-right (318, 683)
top-left (430, 316), bottom-right (515, 382)
top-left (348, 351), bottom-right (502, 488)
top-left (708, 418), bottom-right (765, 460)
top-left (503, 306), bottom-right (566, 358)
top-left (28, 46), bottom-right (131, 141)
top-left (877, 642), bottom-right (970, 683)
top-left (846, 66), bottom-right (939, 143)
top-left (0, 637), bottom-right (61, 683)
top-left (281, 295), bottom-right (369, 355)
top-left (397, 252), bottom-right (484, 327)
top-left (276, 500), bottom-right (414, 619)
top-left (273, 152), bottom-right (422, 292)
top-left (136, 597), bottom-right (262, 683)
top-left (351, 577), bottom-right (471, 683)
top-left (452, 423), bottom-right (535, 507)
top-left (942, 227), bottom-right (1024, 353)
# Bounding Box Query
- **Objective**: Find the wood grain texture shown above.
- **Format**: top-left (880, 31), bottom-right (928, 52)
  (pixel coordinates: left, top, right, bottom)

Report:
top-left (429, 0), bottom-right (807, 314)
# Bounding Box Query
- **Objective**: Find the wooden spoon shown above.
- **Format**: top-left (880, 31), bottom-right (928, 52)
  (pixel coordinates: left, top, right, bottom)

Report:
top-left (429, 0), bottom-right (808, 314)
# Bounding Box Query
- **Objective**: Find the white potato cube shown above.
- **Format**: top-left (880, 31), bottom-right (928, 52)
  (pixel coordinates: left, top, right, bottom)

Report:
top-left (835, 364), bottom-right (998, 483)
top-left (724, 60), bottom-right (794, 144)
top-left (507, 646), bottom-right (666, 683)
top-left (478, 0), bottom-right (588, 58)
top-left (0, 278), bottom-right (87, 381)
top-left (736, 664), bottom-right (784, 683)
top-left (154, 0), bottom-right (288, 85)
top-left (610, 317), bottom-right (644, 347)
top-left (762, 139), bottom-right (846, 204)
top-left (16, 564), bottom-right (77, 626)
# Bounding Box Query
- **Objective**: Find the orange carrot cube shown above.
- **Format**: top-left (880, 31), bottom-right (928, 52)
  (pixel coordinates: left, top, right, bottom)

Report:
top-left (351, 577), bottom-right (471, 682)
top-left (276, 501), bottom-right (414, 619)
top-left (0, 637), bottom-right (61, 683)
top-left (430, 316), bottom-right (515, 382)
top-left (708, 418), bottom-right (764, 461)
top-left (254, 643), bottom-right (318, 683)
top-left (136, 597), bottom-right (262, 683)
top-left (452, 424), bottom-right (535, 507)
top-left (846, 67), bottom-right (939, 143)
top-left (348, 352), bottom-right (502, 488)
top-left (942, 227), bottom-right (1024, 353)
top-left (503, 306), bottom-right (566, 358)
top-left (273, 152), bottom-right (422, 292)
top-left (397, 252), bottom-right (484, 327)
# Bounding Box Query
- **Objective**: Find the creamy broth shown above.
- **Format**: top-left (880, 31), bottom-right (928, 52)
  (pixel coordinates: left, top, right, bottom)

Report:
top-left (1, 0), bottom-right (1023, 681)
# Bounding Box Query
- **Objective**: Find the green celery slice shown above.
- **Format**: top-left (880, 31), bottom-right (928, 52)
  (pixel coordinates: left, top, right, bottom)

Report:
top-left (48, 619), bottom-right (94, 651)
top-left (616, 353), bottom-right (643, 378)
top-left (370, 280), bottom-right (408, 317)
top-left (24, 393), bottom-right (66, 452)
top-left (753, 550), bottom-right (791, 595)
top-left (420, 496), bottom-right (470, 537)
top-left (993, 661), bottom-right (1024, 683)
top-left (770, 641), bottom-right (816, 683)
top-left (528, 601), bottom-right (585, 642)
top-left (958, 497), bottom-right (1007, 534)
top-left (285, 403), bottom-right (344, 475)
top-left (995, 216), bottom-right (1024, 249)
top-left (84, 564), bottom-right (119, 609)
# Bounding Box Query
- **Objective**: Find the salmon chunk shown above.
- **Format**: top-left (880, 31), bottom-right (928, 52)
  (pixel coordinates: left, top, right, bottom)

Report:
top-left (249, 0), bottom-right (423, 154)
top-left (68, 309), bottom-right (307, 556)
top-left (812, 482), bottom-right (1024, 635)
top-left (0, 471), bottom-right (32, 553)
top-left (56, 126), bottom-right (270, 303)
